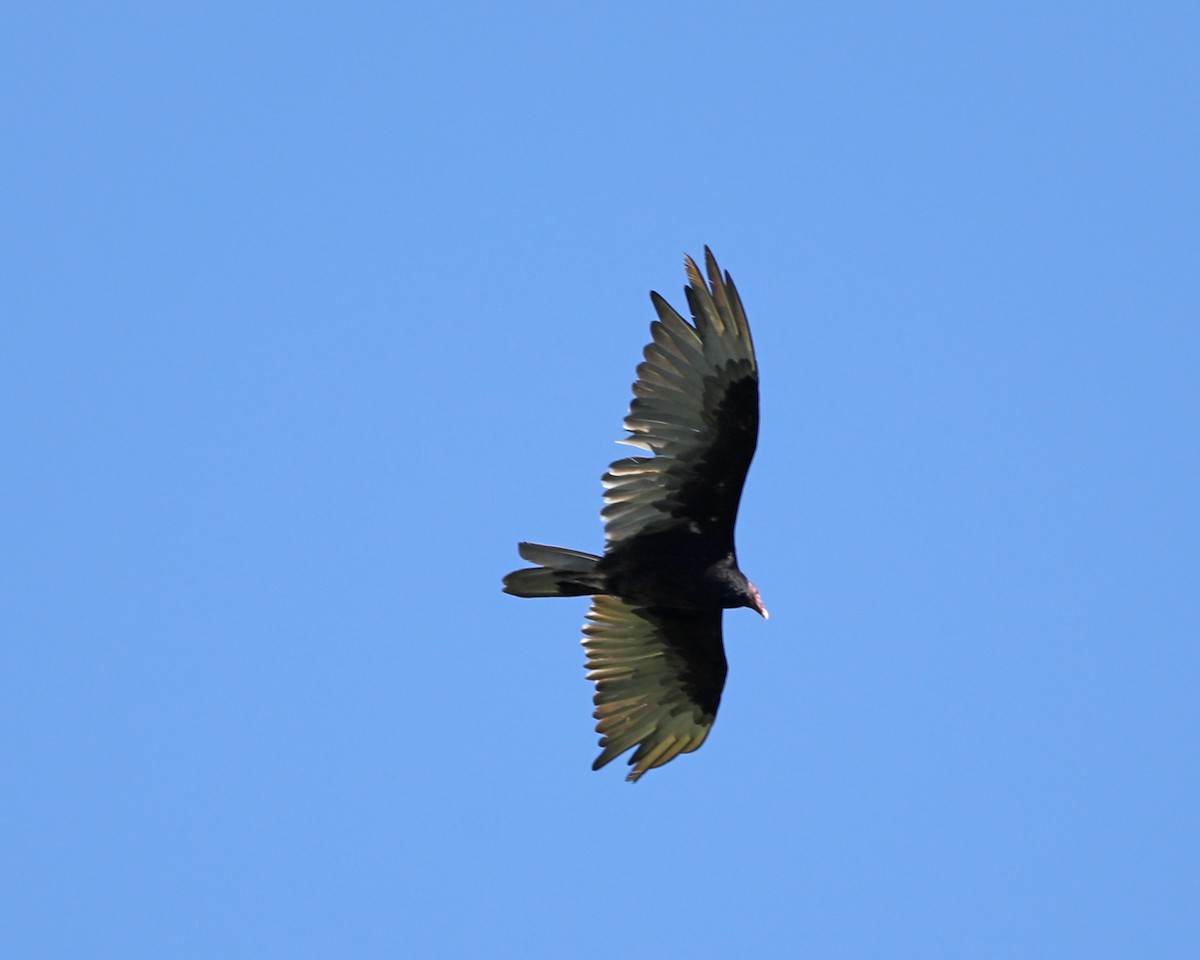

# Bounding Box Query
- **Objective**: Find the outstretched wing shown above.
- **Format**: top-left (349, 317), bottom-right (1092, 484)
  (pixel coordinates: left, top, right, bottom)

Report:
top-left (601, 248), bottom-right (759, 553)
top-left (583, 595), bottom-right (727, 782)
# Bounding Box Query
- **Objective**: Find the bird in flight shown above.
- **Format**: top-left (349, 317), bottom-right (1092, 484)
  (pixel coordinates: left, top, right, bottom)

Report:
top-left (503, 248), bottom-right (765, 782)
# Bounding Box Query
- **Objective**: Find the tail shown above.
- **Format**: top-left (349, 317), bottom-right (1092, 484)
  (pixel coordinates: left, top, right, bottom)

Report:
top-left (502, 542), bottom-right (604, 598)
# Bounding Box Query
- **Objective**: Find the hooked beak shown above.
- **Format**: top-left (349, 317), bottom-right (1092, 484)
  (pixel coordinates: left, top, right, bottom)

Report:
top-left (749, 584), bottom-right (769, 620)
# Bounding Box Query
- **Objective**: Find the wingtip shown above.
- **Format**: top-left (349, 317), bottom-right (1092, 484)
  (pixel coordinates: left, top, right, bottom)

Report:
top-left (592, 751), bottom-right (644, 783)
top-left (703, 245), bottom-right (720, 284)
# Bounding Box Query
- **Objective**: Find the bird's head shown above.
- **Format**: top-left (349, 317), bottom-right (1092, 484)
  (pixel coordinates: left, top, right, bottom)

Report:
top-left (746, 582), bottom-right (769, 620)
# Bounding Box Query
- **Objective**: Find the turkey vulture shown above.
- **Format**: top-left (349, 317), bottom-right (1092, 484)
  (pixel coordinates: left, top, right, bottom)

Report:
top-left (503, 248), bottom-right (765, 782)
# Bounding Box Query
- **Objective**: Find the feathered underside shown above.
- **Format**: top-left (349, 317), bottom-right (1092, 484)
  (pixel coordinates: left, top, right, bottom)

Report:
top-left (503, 248), bottom-right (764, 783)
top-left (581, 248), bottom-right (760, 779)
top-left (584, 595), bottom-right (727, 782)
top-left (601, 247), bottom-right (759, 553)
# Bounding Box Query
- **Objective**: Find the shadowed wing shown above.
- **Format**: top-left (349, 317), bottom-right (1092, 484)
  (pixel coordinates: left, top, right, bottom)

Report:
top-left (583, 595), bottom-right (727, 782)
top-left (601, 248), bottom-right (759, 552)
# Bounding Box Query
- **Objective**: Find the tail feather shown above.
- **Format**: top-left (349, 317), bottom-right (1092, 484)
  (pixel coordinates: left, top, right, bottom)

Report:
top-left (518, 542), bottom-right (601, 571)
top-left (504, 542), bottom-right (603, 598)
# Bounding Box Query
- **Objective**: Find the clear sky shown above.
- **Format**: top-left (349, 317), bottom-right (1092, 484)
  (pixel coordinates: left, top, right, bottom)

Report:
top-left (4, 3), bottom-right (1197, 958)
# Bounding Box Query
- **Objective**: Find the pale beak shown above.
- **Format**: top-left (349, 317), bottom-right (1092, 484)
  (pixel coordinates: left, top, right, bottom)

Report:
top-left (749, 584), bottom-right (768, 619)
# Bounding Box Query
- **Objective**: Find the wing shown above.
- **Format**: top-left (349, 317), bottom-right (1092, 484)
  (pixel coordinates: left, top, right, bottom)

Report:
top-left (601, 248), bottom-right (759, 552)
top-left (583, 595), bottom-right (728, 782)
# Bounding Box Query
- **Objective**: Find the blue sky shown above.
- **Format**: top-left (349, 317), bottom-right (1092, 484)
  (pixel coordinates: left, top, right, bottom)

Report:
top-left (4, 2), bottom-right (1197, 957)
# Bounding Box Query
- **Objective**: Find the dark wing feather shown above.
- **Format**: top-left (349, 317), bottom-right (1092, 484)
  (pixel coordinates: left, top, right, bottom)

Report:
top-left (583, 595), bottom-right (727, 782)
top-left (601, 248), bottom-right (758, 552)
